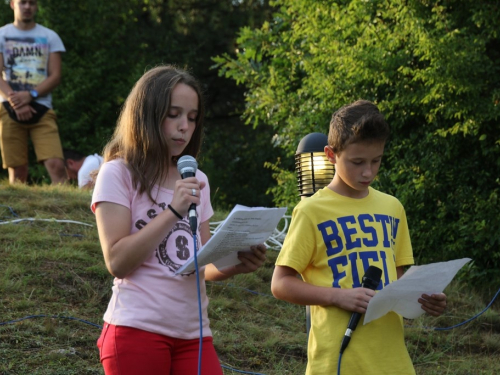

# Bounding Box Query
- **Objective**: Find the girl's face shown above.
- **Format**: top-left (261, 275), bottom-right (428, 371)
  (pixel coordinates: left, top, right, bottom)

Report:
top-left (162, 83), bottom-right (199, 158)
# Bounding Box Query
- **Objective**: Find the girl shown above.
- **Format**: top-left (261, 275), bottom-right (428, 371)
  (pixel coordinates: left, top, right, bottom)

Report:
top-left (92, 65), bottom-right (267, 374)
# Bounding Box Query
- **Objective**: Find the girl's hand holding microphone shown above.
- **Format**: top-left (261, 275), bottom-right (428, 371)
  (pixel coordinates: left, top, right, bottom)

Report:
top-left (169, 176), bottom-right (205, 218)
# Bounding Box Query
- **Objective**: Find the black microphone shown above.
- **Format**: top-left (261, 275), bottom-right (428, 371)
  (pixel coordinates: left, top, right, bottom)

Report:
top-left (339, 265), bottom-right (382, 354)
top-left (176, 155), bottom-right (198, 234)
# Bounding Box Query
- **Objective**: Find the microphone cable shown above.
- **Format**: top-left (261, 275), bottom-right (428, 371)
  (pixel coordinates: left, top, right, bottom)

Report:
top-left (192, 232), bottom-right (203, 375)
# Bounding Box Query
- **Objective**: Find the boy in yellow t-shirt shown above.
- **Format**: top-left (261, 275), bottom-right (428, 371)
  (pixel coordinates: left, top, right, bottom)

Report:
top-left (271, 100), bottom-right (447, 375)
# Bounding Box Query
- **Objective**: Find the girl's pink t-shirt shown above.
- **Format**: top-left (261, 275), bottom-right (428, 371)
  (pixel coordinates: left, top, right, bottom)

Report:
top-left (91, 159), bottom-right (214, 339)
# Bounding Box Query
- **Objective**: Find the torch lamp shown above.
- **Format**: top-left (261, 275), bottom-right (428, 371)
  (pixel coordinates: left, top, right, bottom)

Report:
top-left (295, 132), bottom-right (335, 197)
top-left (295, 132), bottom-right (335, 337)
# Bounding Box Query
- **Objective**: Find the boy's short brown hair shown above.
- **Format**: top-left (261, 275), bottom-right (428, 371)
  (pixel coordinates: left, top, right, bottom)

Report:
top-left (328, 100), bottom-right (390, 154)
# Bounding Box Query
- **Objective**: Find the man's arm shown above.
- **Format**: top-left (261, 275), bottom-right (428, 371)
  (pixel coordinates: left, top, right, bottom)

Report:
top-left (0, 52), bottom-right (35, 121)
top-left (33, 51), bottom-right (62, 96)
top-left (7, 51), bottom-right (62, 109)
top-left (0, 52), bottom-right (14, 98)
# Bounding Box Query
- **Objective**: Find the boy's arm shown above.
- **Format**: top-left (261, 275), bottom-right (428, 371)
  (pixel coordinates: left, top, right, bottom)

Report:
top-left (271, 265), bottom-right (376, 314)
top-left (397, 266), bottom-right (405, 279)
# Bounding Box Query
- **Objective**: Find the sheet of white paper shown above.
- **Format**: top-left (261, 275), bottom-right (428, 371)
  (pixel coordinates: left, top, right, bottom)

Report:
top-left (175, 205), bottom-right (287, 275)
top-left (364, 258), bottom-right (471, 324)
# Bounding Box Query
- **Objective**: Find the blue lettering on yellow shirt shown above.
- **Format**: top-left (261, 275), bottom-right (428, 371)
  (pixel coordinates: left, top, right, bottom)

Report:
top-left (318, 213), bottom-right (400, 288)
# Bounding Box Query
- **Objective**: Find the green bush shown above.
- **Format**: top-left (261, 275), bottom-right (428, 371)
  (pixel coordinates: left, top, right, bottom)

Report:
top-left (1, 0), bottom-right (281, 209)
top-left (215, 0), bottom-right (500, 287)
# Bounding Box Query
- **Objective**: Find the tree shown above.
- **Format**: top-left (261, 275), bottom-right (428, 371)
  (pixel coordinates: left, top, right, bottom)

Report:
top-left (1, 0), bottom-right (280, 210)
top-left (215, 0), bottom-right (500, 287)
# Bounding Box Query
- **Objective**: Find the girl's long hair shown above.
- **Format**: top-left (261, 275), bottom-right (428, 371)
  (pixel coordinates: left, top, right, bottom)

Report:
top-left (102, 65), bottom-right (205, 202)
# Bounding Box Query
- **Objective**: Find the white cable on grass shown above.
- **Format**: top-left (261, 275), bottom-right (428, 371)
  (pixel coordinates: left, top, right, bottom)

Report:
top-left (0, 218), bottom-right (93, 227)
top-left (209, 215), bottom-right (291, 250)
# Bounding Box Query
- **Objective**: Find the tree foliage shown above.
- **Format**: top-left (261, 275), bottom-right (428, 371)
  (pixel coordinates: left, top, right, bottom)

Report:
top-left (215, 0), bottom-right (500, 287)
top-left (1, 0), bottom-right (279, 209)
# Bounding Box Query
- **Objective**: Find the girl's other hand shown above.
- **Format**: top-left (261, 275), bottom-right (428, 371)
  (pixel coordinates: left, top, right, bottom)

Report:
top-left (234, 244), bottom-right (267, 274)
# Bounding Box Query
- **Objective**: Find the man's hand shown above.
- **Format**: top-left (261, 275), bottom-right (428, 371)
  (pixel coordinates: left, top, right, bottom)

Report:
top-left (14, 104), bottom-right (37, 122)
top-left (8, 91), bottom-right (32, 109)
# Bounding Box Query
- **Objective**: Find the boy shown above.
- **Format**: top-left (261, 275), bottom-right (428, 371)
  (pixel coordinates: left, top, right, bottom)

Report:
top-left (63, 149), bottom-right (103, 189)
top-left (271, 100), bottom-right (446, 374)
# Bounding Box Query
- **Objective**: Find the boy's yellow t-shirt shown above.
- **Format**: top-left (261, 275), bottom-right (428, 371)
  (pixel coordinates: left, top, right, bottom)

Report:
top-left (276, 186), bottom-right (415, 375)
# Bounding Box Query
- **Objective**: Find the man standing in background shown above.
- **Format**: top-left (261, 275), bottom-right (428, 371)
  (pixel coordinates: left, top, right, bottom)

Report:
top-left (0, 0), bottom-right (67, 184)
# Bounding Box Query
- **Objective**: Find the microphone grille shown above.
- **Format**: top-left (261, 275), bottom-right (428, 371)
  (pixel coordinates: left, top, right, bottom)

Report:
top-left (362, 266), bottom-right (382, 290)
top-left (177, 155), bottom-right (198, 175)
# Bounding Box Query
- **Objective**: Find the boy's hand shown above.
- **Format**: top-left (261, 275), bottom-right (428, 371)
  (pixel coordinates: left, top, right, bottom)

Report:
top-left (418, 293), bottom-right (447, 316)
top-left (335, 287), bottom-right (376, 314)
top-left (233, 244), bottom-right (267, 274)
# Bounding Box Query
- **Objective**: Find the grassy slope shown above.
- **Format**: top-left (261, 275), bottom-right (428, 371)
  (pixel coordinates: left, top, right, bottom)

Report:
top-left (0, 183), bottom-right (498, 374)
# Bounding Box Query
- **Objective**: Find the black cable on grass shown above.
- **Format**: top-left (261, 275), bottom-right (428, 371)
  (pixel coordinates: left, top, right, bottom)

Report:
top-left (0, 314), bottom-right (101, 329)
top-left (59, 233), bottom-right (85, 238)
top-left (220, 365), bottom-right (266, 375)
top-left (211, 281), bottom-right (274, 298)
top-left (406, 286), bottom-right (500, 331)
top-left (1, 286), bottom-right (500, 375)
top-left (0, 204), bottom-right (19, 219)
top-left (0, 316), bottom-right (267, 375)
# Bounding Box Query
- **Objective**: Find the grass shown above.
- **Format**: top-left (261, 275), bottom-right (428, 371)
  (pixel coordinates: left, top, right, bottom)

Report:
top-left (0, 182), bottom-right (499, 374)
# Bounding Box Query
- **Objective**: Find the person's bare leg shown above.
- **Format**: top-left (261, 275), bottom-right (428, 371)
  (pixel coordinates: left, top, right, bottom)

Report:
top-left (44, 158), bottom-right (68, 184)
top-left (8, 165), bottom-right (28, 184)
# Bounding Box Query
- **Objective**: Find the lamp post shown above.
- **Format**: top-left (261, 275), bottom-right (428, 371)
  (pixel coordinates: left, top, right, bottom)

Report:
top-left (295, 132), bottom-right (335, 338)
top-left (295, 132), bottom-right (335, 197)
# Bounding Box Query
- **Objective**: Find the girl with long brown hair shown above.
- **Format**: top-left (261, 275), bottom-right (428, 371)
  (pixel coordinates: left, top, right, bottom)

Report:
top-left (91, 65), bottom-right (266, 374)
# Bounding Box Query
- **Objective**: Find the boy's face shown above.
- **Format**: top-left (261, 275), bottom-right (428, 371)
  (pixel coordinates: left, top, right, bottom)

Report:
top-left (64, 159), bottom-right (81, 180)
top-left (325, 140), bottom-right (385, 199)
